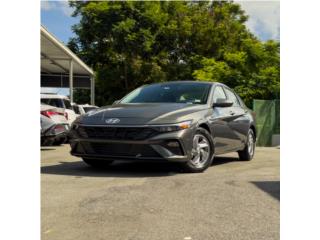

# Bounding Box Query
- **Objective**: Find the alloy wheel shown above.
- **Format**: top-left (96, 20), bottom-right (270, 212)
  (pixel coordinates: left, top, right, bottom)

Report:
top-left (247, 131), bottom-right (255, 157)
top-left (190, 134), bottom-right (211, 168)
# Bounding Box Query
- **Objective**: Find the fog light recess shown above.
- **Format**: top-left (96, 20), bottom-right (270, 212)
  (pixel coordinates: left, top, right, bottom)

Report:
top-left (167, 141), bottom-right (180, 147)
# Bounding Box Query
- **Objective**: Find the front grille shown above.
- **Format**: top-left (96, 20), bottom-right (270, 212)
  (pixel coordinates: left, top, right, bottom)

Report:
top-left (86, 142), bottom-right (161, 158)
top-left (76, 126), bottom-right (159, 140)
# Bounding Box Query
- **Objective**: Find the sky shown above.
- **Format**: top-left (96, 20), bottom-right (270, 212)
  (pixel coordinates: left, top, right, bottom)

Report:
top-left (41, 0), bottom-right (280, 96)
top-left (41, 1), bottom-right (79, 44)
top-left (236, 0), bottom-right (280, 41)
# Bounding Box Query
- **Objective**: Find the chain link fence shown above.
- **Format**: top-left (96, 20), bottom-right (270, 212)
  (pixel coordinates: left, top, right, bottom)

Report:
top-left (253, 99), bottom-right (280, 146)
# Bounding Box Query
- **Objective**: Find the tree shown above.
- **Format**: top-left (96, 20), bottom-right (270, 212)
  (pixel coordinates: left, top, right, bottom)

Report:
top-left (73, 89), bottom-right (91, 104)
top-left (68, 1), bottom-right (279, 106)
top-left (193, 39), bottom-right (280, 105)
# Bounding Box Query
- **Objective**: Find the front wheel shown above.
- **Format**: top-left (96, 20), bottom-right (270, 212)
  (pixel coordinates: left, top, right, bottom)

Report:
top-left (181, 128), bottom-right (214, 173)
top-left (238, 129), bottom-right (255, 161)
top-left (82, 158), bottom-right (114, 168)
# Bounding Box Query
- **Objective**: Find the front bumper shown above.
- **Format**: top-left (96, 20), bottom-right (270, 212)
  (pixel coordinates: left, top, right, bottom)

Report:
top-left (69, 125), bottom-right (195, 162)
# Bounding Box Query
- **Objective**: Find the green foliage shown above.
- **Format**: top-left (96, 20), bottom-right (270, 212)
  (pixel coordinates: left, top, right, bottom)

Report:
top-left (194, 59), bottom-right (232, 83)
top-left (73, 89), bottom-right (91, 104)
top-left (193, 39), bottom-right (280, 105)
top-left (69, 1), bottom-right (279, 106)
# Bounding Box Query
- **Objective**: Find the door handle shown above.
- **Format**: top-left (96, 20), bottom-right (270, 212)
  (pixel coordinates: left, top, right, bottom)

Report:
top-left (229, 111), bottom-right (235, 116)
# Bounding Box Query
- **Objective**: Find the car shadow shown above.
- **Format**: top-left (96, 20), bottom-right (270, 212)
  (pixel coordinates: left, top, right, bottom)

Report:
top-left (41, 148), bottom-right (55, 151)
top-left (212, 155), bottom-right (239, 166)
top-left (41, 155), bottom-right (241, 178)
top-left (41, 160), bottom-right (182, 178)
top-left (252, 181), bottom-right (280, 201)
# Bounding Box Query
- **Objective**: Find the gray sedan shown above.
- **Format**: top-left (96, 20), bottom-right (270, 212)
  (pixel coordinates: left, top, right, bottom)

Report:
top-left (69, 81), bottom-right (256, 173)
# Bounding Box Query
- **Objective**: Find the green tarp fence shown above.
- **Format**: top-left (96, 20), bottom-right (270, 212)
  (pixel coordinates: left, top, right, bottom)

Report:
top-left (253, 99), bottom-right (280, 146)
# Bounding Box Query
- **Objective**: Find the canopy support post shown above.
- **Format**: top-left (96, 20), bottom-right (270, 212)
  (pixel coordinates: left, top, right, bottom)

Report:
top-left (69, 60), bottom-right (73, 103)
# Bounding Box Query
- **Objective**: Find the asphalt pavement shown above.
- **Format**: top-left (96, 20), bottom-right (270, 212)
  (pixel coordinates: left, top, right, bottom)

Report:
top-left (41, 144), bottom-right (279, 240)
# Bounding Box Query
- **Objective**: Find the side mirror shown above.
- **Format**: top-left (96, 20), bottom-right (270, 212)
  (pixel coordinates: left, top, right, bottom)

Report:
top-left (213, 98), bottom-right (233, 108)
top-left (113, 100), bottom-right (120, 105)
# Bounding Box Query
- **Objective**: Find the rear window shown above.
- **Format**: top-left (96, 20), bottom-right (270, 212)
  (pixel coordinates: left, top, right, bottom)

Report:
top-left (73, 105), bottom-right (80, 114)
top-left (41, 98), bottom-right (64, 108)
top-left (63, 99), bottom-right (72, 110)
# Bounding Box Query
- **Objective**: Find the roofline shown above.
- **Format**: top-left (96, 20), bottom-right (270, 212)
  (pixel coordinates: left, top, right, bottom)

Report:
top-left (40, 93), bottom-right (70, 99)
top-left (145, 80), bottom-right (219, 85)
top-left (41, 25), bottom-right (94, 76)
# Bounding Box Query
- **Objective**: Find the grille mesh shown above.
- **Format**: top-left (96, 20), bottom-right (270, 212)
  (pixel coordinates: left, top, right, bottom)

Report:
top-left (88, 142), bottom-right (161, 157)
top-left (76, 126), bottom-right (159, 140)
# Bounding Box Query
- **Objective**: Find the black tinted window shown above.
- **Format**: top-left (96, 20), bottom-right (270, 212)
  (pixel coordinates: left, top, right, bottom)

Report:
top-left (63, 99), bottom-right (72, 110)
top-left (73, 105), bottom-right (80, 114)
top-left (84, 107), bottom-right (98, 113)
top-left (213, 86), bottom-right (227, 103)
top-left (224, 88), bottom-right (240, 107)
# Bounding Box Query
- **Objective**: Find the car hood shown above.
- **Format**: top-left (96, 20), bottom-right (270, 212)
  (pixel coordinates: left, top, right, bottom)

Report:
top-left (77, 103), bottom-right (208, 125)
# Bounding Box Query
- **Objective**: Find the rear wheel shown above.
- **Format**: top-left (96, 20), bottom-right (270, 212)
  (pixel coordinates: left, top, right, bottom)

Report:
top-left (181, 128), bottom-right (214, 173)
top-left (52, 137), bottom-right (66, 146)
top-left (41, 137), bottom-right (54, 146)
top-left (82, 158), bottom-right (114, 168)
top-left (238, 129), bottom-right (255, 161)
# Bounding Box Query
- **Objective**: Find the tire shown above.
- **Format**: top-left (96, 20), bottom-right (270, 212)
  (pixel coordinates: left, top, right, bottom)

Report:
top-left (82, 158), bottom-right (114, 168)
top-left (238, 128), bottom-right (255, 161)
top-left (41, 137), bottom-right (54, 146)
top-left (52, 137), bottom-right (66, 146)
top-left (181, 128), bottom-right (214, 173)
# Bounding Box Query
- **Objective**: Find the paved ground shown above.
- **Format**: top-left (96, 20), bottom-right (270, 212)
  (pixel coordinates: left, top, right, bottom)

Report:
top-left (41, 145), bottom-right (279, 240)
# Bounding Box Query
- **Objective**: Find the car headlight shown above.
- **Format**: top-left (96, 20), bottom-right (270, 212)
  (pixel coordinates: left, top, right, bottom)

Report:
top-left (151, 120), bottom-right (193, 132)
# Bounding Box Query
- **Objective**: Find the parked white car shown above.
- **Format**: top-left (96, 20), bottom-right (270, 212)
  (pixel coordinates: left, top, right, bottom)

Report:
top-left (41, 103), bottom-right (69, 145)
top-left (72, 103), bottom-right (99, 115)
top-left (41, 93), bottom-right (78, 125)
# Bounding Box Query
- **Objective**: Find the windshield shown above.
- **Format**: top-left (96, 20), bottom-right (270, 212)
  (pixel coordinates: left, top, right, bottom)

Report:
top-left (120, 82), bottom-right (211, 104)
top-left (41, 98), bottom-right (64, 108)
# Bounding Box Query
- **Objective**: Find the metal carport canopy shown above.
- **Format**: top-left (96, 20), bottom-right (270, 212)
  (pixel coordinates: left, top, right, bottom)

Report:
top-left (41, 25), bottom-right (95, 104)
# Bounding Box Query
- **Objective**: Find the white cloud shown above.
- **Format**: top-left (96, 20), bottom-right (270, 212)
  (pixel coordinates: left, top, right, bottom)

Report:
top-left (236, 0), bottom-right (280, 41)
top-left (57, 1), bottom-right (73, 16)
top-left (41, 1), bottom-right (55, 11)
top-left (41, 1), bottom-right (73, 16)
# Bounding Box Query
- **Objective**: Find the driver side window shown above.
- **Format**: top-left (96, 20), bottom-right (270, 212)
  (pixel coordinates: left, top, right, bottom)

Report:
top-left (213, 86), bottom-right (227, 103)
top-left (224, 88), bottom-right (240, 107)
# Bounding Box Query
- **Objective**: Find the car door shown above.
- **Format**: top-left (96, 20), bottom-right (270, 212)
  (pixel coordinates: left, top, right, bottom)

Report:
top-left (208, 85), bottom-right (236, 154)
top-left (223, 87), bottom-right (248, 150)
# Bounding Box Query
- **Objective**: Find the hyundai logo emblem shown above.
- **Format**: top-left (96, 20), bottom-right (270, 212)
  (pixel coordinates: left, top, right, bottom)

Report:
top-left (105, 118), bottom-right (120, 124)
